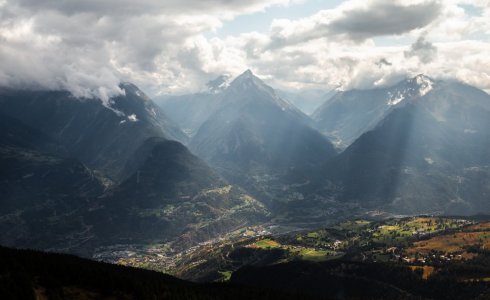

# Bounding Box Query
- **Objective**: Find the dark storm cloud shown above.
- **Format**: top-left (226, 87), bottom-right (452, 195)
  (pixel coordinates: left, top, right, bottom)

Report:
top-left (12, 0), bottom-right (283, 16)
top-left (376, 58), bottom-right (393, 67)
top-left (267, 0), bottom-right (442, 49)
top-left (404, 35), bottom-right (438, 63)
top-left (329, 1), bottom-right (442, 41)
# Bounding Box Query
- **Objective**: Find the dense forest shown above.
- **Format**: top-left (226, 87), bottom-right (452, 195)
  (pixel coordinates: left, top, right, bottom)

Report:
top-left (232, 256), bottom-right (490, 300)
top-left (0, 246), bottom-right (307, 300)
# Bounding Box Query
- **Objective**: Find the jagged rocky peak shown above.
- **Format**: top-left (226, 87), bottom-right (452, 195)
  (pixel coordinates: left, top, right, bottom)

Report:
top-left (409, 74), bottom-right (435, 95)
top-left (387, 74), bottom-right (436, 106)
top-left (231, 69), bottom-right (257, 84)
top-left (229, 69), bottom-right (273, 93)
top-left (206, 74), bottom-right (231, 94)
top-left (240, 69), bottom-right (254, 78)
top-left (225, 69), bottom-right (299, 112)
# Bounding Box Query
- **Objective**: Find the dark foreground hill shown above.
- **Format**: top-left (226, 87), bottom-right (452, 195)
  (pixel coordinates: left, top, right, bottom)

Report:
top-left (3, 244), bottom-right (487, 300)
top-left (232, 258), bottom-right (490, 300)
top-left (0, 246), bottom-right (307, 300)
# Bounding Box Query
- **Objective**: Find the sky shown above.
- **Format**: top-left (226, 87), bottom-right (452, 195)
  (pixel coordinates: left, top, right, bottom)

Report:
top-left (0, 0), bottom-right (489, 100)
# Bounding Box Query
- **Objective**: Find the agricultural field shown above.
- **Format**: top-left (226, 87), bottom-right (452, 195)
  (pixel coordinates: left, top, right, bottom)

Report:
top-left (251, 239), bottom-right (280, 249)
top-left (113, 216), bottom-right (490, 284)
top-left (408, 231), bottom-right (490, 254)
top-left (295, 248), bottom-right (336, 262)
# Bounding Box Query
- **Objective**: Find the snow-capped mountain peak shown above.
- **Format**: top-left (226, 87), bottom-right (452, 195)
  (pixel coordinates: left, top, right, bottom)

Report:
top-left (229, 69), bottom-right (282, 99)
top-left (230, 69), bottom-right (267, 88)
top-left (413, 74), bottom-right (434, 96)
top-left (227, 69), bottom-right (300, 113)
top-left (387, 74), bottom-right (436, 106)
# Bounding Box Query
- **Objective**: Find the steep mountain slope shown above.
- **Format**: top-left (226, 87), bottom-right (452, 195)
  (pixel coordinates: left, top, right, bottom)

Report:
top-left (319, 78), bottom-right (490, 215)
top-left (0, 112), bottom-right (66, 157)
top-left (189, 70), bottom-right (337, 205)
top-left (0, 84), bottom-right (186, 180)
top-left (0, 114), bottom-right (106, 250)
top-left (0, 87), bottom-right (269, 254)
top-left (312, 75), bottom-right (438, 149)
top-left (89, 137), bottom-right (269, 250)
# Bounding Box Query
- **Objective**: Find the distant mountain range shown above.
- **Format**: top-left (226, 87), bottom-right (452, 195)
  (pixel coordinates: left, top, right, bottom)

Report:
top-left (314, 75), bottom-right (490, 215)
top-left (312, 75), bottom-right (439, 149)
top-left (1, 70), bottom-right (490, 257)
top-left (155, 75), bottom-right (332, 135)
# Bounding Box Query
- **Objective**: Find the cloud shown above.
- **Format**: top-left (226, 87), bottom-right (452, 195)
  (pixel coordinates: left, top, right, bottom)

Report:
top-left (0, 0), bottom-right (489, 100)
top-left (328, 1), bottom-right (442, 41)
top-left (266, 0), bottom-right (442, 49)
top-left (376, 58), bottom-right (393, 67)
top-left (225, 0), bottom-right (490, 92)
top-left (0, 0), bottom-right (290, 99)
top-left (404, 35), bottom-right (438, 63)
top-left (12, 0), bottom-right (291, 17)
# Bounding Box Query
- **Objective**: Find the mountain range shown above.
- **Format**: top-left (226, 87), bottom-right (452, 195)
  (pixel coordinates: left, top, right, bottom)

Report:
top-left (312, 75), bottom-right (438, 149)
top-left (1, 70), bottom-right (490, 257)
top-left (0, 84), bottom-right (186, 181)
top-left (0, 82), bottom-right (269, 255)
top-left (188, 70), bottom-right (337, 206)
top-left (314, 75), bottom-right (490, 214)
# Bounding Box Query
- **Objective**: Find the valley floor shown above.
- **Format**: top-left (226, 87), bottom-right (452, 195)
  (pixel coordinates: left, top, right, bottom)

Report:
top-left (102, 215), bottom-right (490, 295)
top-left (3, 214), bottom-right (490, 299)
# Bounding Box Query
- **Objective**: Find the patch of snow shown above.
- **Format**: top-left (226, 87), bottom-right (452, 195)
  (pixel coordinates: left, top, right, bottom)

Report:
top-left (127, 114), bottom-right (139, 122)
top-left (387, 90), bottom-right (406, 106)
top-left (119, 120), bottom-right (127, 125)
top-left (464, 129), bottom-right (477, 134)
top-left (148, 107), bottom-right (157, 117)
top-left (388, 94), bottom-right (405, 106)
top-left (415, 75), bottom-right (434, 96)
top-left (386, 75), bottom-right (435, 106)
top-left (425, 157), bottom-right (434, 165)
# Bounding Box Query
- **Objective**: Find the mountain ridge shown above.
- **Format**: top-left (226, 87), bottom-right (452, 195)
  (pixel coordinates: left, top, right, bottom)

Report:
top-left (314, 77), bottom-right (490, 215)
top-left (188, 70), bottom-right (337, 207)
top-left (0, 84), bottom-right (186, 181)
